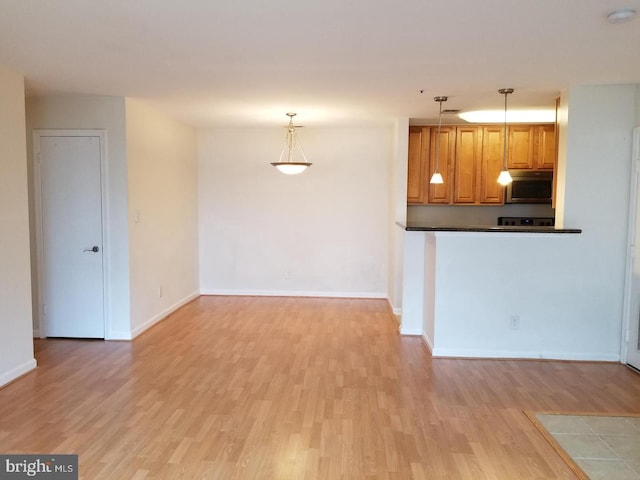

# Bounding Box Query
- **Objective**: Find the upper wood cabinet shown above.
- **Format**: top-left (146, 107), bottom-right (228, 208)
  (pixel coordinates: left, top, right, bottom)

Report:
top-left (406, 123), bottom-right (554, 205)
top-left (535, 124), bottom-right (556, 170)
top-left (407, 126), bottom-right (429, 204)
top-left (479, 127), bottom-right (506, 204)
top-left (507, 124), bottom-right (555, 171)
top-left (507, 126), bottom-right (535, 169)
top-left (427, 127), bottom-right (455, 204)
top-left (453, 127), bottom-right (481, 204)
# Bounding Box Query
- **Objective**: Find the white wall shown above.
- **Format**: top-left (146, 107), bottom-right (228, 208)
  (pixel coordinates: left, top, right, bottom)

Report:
top-left (125, 99), bottom-right (199, 337)
top-left (198, 126), bottom-right (391, 297)
top-left (388, 118), bottom-right (408, 315)
top-left (26, 95), bottom-right (131, 339)
top-left (431, 232), bottom-right (620, 360)
top-left (0, 66), bottom-right (36, 386)
top-left (636, 85), bottom-right (640, 127)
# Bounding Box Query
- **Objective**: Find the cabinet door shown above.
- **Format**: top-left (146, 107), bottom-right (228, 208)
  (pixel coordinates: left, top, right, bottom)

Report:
top-left (535, 124), bottom-right (556, 170)
top-left (427, 127), bottom-right (455, 204)
top-left (479, 127), bottom-right (505, 204)
top-left (407, 127), bottom-right (429, 204)
top-left (507, 125), bottom-right (535, 169)
top-left (453, 127), bottom-right (481, 204)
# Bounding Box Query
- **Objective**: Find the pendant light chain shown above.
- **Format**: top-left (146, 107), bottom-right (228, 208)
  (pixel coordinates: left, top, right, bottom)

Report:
top-left (503, 91), bottom-right (508, 170)
top-left (435, 98), bottom-right (444, 173)
top-left (287, 115), bottom-right (295, 163)
top-left (497, 88), bottom-right (514, 186)
top-left (430, 96), bottom-right (447, 185)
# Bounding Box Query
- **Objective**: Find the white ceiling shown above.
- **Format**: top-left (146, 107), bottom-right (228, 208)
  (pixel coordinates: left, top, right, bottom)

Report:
top-left (0, 0), bottom-right (639, 127)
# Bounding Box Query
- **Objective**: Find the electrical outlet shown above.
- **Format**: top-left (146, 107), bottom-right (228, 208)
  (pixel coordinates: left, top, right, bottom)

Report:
top-left (509, 315), bottom-right (520, 330)
top-left (284, 271), bottom-right (292, 280)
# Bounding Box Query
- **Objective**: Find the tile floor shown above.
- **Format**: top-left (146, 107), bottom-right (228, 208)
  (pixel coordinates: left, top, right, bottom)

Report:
top-left (535, 414), bottom-right (640, 480)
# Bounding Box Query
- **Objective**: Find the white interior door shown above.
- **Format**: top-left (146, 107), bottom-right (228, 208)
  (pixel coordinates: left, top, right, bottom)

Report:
top-left (625, 128), bottom-right (640, 370)
top-left (36, 133), bottom-right (105, 338)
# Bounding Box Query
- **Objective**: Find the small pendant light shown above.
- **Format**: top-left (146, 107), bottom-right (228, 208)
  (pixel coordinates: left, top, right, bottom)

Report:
top-left (271, 113), bottom-right (312, 175)
top-left (430, 96), bottom-right (448, 184)
top-left (497, 88), bottom-right (514, 186)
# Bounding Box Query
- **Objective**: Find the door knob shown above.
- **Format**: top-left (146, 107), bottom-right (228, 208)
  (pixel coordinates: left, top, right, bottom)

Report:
top-left (83, 246), bottom-right (100, 253)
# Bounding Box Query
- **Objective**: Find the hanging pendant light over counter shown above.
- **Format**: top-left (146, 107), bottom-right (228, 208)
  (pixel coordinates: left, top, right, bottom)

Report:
top-left (271, 112), bottom-right (312, 175)
top-left (430, 96), bottom-right (448, 185)
top-left (497, 88), bottom-right (514, 186)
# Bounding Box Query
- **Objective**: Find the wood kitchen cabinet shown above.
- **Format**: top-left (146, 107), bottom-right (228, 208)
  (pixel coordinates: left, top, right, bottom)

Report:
top-left (427, 126), bottom-right (455, 204)
top-left (406, 125), bottom-right (455, 205)
top-left (507, 125), bottom-right (535, 169)
top-left (453, 126), bottom-right (482, 204)
top-left (507, 124), bottom-right (555, 171)
top-left (535, 124), bottom-right (556, 170)
top-left (407, 126), bottom-right (429, 204)
top-left (407, 125), bottom-right (502, 205)
top-left (406, 123), bottom-right (555, 205)
top-left (479, 126), bottom-right (506, 204)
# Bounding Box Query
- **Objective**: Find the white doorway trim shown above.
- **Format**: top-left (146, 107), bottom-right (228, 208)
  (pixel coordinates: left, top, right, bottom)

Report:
top-left (32, 129), bottom-right (111, 338)
top-left (622, 126), bottom-right (640, 366)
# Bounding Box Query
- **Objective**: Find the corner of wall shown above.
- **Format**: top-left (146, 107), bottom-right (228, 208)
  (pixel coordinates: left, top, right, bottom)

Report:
top-left (0, 66), bottom-right (36, 386)
top-left (636, 84), bottom-right (640, 127)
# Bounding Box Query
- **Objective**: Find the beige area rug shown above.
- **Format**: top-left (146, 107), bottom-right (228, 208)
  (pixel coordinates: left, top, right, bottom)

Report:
top-left (527, 412), bottom-right (640, 480)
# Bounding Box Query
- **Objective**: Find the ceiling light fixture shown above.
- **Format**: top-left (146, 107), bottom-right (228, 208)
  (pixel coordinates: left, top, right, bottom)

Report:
top-left (497, 88), bottom-right (514, 186)
top-left (271, 113), bottom-right (312, 175)
top-left (607, 8), bottom-right (636, 23)
top-left (430, 96), bottom-right (448, 185)
top-left (458, 109), bottom-right (555, 123)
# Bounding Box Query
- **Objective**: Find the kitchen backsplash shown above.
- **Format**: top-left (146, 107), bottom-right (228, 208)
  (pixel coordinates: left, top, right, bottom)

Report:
top-left (407, 204), bottom-right (555, 226)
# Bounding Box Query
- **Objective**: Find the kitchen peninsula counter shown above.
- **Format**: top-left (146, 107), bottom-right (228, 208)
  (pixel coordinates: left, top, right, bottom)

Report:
top-left (397, 222), bottom-right (582, 234)
top-left (398, 223), bottom-right (598, 360)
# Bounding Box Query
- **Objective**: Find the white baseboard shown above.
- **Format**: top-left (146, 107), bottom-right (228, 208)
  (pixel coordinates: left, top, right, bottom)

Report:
top-left (107, 330), bottom-right (133, 341)
top-left (399, 326), bottom-right (422, 335)
top-left (200, 289), bottom-right (387, 299)
top-left (0, 358), bottom-right (37, 388)
top-left (431, 347), bottom-right (621, 362)
top-left (386, 297), bottom-right (402, 316)
top-left (421, 334), bottom-right (434, 354)
top-left (129, 291), bottom-right (200, 339)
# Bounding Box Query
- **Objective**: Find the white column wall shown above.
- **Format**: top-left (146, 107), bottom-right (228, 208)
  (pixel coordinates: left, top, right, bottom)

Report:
top-left (0, 66), bottom-right (36, 386)
top-left (125, 99), bottom-right (199, 338)
top-left (388, 118), bottom-right (409, 315)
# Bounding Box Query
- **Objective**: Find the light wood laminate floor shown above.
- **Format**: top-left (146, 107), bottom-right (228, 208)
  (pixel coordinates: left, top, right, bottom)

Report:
top-left (1, 296), bottom-right (640, 479)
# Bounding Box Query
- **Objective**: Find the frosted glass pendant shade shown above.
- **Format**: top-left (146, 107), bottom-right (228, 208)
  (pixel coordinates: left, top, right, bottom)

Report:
top-left (497, 169), bottom-right (513, 186)
top-left (430, 172), bottom-right (444, 184)
top-left (272, 163), bottom-right (310, 175)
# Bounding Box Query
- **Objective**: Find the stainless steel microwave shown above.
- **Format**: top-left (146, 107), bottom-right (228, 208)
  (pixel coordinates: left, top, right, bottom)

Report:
top-left (505, 170), bottom-right (553, 204)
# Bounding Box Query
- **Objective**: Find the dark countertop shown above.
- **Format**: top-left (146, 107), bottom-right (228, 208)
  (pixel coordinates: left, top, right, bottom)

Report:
top-left (397, 222), bottom-right (582, 234)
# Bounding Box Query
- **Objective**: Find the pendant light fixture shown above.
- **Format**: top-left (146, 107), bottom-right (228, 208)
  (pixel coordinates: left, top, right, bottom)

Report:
top-left (430, 96), bottom-right (448, 184)
top-left (271, 112), bottom-right (312, 175)
top-left (497, 88), bottom-right (514, 186)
